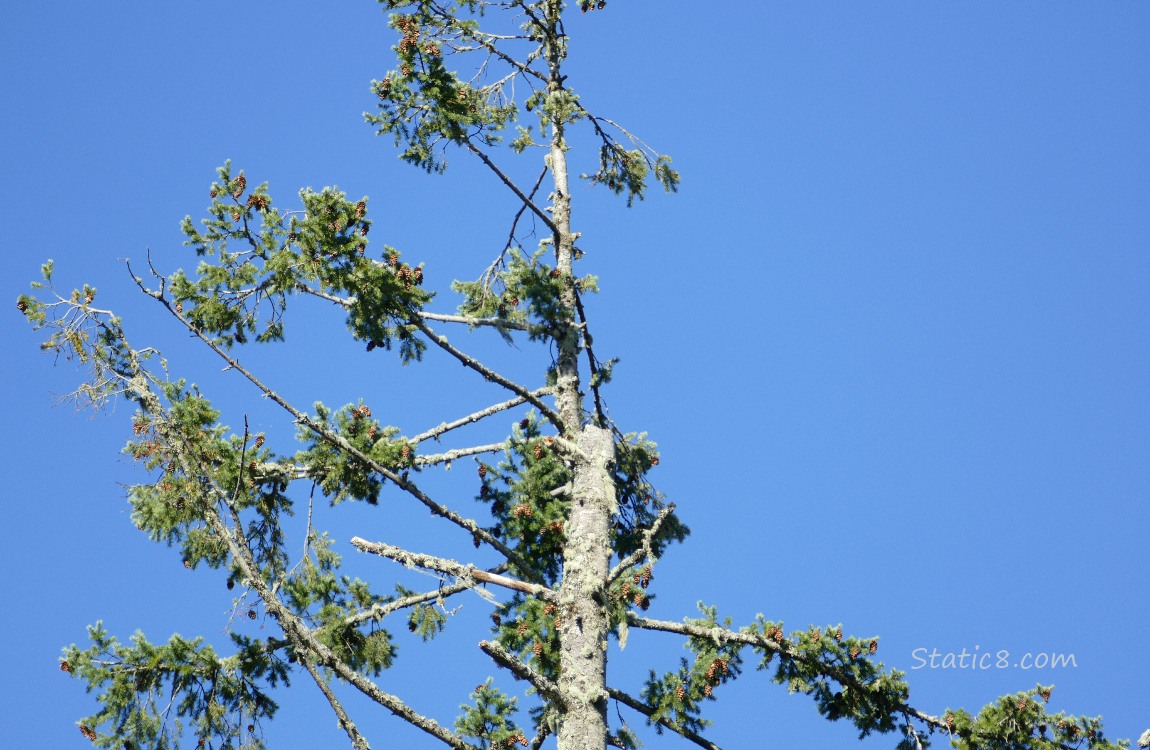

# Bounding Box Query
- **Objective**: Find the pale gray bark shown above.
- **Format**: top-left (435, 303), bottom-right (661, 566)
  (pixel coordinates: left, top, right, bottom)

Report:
top-left (556, 424), bottom-right (614, 750)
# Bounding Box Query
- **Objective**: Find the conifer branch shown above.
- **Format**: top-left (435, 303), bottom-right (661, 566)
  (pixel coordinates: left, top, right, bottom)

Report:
top-left (625, 614), bottom-right (949, 734)
top-left (477, 640), bottom-right (563, 704)
top-left (463, 139), bottom-right (559, 235)
top-left (410, 389), bottom-right (551, 445)
top-left (605, 687), bottom-right (722, 750)
top-left (290, 282), bottom-right (561, 430)
top-left (350, 538), bottom-right (559, 603)
top-left (414, 442), bottom-right (509, 466)
top-left (118, 351), bottom-right (478, 750)
top-left (299, 658), bottom-right (372, 750)
top-left (135, 279), bottom-right (533, 571)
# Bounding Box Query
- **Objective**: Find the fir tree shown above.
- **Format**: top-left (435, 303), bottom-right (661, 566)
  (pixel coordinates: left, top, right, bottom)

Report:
top-left (18, 2), bottom-right (1130, 750)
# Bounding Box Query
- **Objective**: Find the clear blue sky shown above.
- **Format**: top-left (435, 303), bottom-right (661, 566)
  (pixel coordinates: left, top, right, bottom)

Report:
top-left (3, 2), bottom-right (1147, 748)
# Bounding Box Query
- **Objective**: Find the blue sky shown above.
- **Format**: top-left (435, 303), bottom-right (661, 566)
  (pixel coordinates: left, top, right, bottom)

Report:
top-left (3, 2), bottom-right (1148, 748)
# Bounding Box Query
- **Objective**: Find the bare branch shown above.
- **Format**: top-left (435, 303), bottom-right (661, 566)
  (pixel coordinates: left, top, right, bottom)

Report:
top-left (464, 139), bottom-right (558, 235)
top-left (415, 442), bottom-right (508, 466)
top-left (344, 563), bottom-right (511, 628)
top-left (411, 389), bottom-right (551, 445)
top-left (350, 537), bottom-right (559, 603)
top-left (408, 314), bottom-right (564, 431)
top-left (606, 688), bottom-right (722, 750)
top-left (300, 658), bottom-right (372, 750)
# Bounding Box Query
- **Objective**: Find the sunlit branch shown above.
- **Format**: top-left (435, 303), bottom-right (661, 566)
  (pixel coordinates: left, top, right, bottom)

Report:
top-left (419, 310), bottom-right (535, 332)
top-left (410, 389), bottom-right (551, 445)
top-left (350, 537), bottom-right (558, 603)
top-left (414, 442), bottom-right (508, 466)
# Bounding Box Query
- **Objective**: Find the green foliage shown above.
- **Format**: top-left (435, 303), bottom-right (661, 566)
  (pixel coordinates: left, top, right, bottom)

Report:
top-left (62, 622), bottom-right (286, 750)
top-left (175, 162), bottom-right (430, 359)
top-left (367, 4), bottom-right (518, 172)
top-left (455, 679), bottom-right (525, 750)
top-left (942, 687), bottom-right (1126, 750)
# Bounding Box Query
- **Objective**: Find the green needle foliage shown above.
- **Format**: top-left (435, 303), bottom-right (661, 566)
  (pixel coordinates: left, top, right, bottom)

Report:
top-left (18, 2), bottom-right (1127, 750)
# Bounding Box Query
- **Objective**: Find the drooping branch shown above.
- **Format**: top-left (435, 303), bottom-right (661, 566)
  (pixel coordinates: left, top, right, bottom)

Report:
top-left (116, 347), bottom-right (478, 750)
top-left (478, 640), bottom-right (563, 705)
top-left (625, 614), bottom-right (947, 733)
top-left (606, 688), bottom-right (722, 750)
top-left (350, 538), bottom-right (558, 603)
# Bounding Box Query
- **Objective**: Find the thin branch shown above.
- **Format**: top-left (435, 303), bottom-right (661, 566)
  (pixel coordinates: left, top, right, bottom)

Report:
top-left (350, 538), bottom-right (558, 603)
top-left (344, 563), bottom-right (511, 628)
top-left (478, 640), bottom-right (563, 704)
top-left (573, 286), bottom-right (607, 426)
top-left (408, 313), bottom-right (564, 430)
top-left (410, 389), bottom-right (550, 445)
top-left (606, 688), bottom-right (722, 750)
top-left (463, 139), bottom-right (558, 235)
top-left (300, 658), bottom-right (372, 750)
top-left (290, 281), bottom-right (563, 432)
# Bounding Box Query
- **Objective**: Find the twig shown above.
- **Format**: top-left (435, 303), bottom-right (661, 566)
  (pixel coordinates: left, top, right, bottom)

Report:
top-left (408, 314), bottom-right (563, 430)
